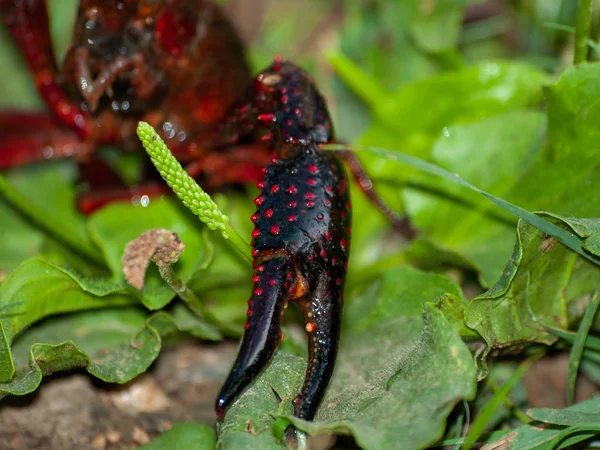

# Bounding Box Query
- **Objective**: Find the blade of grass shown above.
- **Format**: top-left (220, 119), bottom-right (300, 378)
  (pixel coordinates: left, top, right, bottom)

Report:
top-left (574, 0), bottom-right (593, 64)
top-left (544, 22), bottom-right (600, 56)
top-left (545, 327), bottom-right (600, 353)
top-left (323, 144), bottom-right (600, 268)
top-left (327, 51), bottom-right (388, 110)
top-left (0, 175), bottom-right (104, 266)
top-left (460, 355), bottom-right (540, 450)
top-left (543, 423), bottom-right (600, 450)
top-left (528, 408), bottom-right (600, 426)
top-left (567, 284), bottom-right (600, 405)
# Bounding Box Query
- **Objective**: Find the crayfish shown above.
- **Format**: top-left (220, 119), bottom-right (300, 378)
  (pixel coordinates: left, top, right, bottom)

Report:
top-left (0, 0), bottom-right (409, 427)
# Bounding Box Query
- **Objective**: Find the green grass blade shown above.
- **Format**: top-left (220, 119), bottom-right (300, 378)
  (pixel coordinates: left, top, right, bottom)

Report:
top-left (543, 423), bottom-right (600, 450)
top-left (327, 51), bottom-right (389, 110)
top-left (544, 327), bottom-right (600, 353)
top-left (323, 144), bottom-right (600, 268)
top-left (567, 284), bottom-right (600, 404)
top-left (460, 356), bottom-right (537, 450)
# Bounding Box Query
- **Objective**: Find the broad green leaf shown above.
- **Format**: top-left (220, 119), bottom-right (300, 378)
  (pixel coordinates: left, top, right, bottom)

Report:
top-left (464, 217), bottom-right (600, 375)
top-left (1, 308), bottom-right (179, 399)
top-left (0, 162), bottom-right (103, 264)
top-left (354, 62), bottom-right (550, 225)
top-left (219, 268), bottom-right (476, 450)
top-left (403, 110), bottom-right (546, 285)
top-left (137, 422), bottom-right (216, 450)
top-left (217, 352), bottom-right (306, 449)
top-left (363, 60), bottom-right (549, 149)
top-left (0, 258), bottom-right (136, 382)
top-left (87, 198), bottom-right (211, 310)
top-left (0, 197), bottom-right (44, 274)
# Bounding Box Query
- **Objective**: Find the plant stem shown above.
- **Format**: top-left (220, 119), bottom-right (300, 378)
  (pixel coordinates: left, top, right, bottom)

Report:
top-left (224, 223), bottom-right (252, 263)
top-left (157, 264), bottom-right (222, 327)
top-left (574, 0), bottom-right (593, 64)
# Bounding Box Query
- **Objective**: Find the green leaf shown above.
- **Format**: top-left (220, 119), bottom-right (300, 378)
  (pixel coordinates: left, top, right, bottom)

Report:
top-left (0, 197), bottom-right (44, 275)
top-left (219, 267), bottom-right (476, 450)
top-left (0, 162), bottom-right (104, 265)
top-left (137, 422), bottom-right (216, 450)
top-left (87, 198), bottom-right (211, 310)
top-left (1, 308), bottom-right (179, 399)
top-left (0, 258), bottom-right (136, 382)
top-left (484, 397), bottom-right (600, 449)
top-left (464, 217), bottom-right (600, 375)
top-left (403, 110), bottom-right (547, 285)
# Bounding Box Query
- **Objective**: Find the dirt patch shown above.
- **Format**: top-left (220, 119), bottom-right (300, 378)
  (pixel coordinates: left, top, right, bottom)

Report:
top-left (0, 341), bottom-right (237, 450)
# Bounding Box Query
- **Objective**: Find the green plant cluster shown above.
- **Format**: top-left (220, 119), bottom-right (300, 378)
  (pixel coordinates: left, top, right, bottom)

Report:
top-left (2, 1), bottom-right (600, 449)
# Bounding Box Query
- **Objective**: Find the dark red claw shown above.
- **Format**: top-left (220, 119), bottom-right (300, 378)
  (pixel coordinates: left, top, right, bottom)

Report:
top-left (215, 256), bottom-right (292, 418)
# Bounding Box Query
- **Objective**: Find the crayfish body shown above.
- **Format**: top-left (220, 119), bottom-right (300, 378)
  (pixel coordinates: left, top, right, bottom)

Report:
top-left (212, 60), bottom-right (351, 422)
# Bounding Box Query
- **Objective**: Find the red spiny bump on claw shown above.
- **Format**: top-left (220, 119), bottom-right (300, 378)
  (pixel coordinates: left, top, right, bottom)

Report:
top-left (307, 179), bottom-right (317, 186)
top-left (254, 195), bottom-right (265, 206)
top-left (325, 232), bottom-right (332, 241)
top-left (257, 113), bottom-right (276, 122)
top-left (252, 249), bottom-right (259, 257)
top-left (286, 185), bottom-right (297, 194)
top-left (247, 309), bottom-right (252, 316)
top-left (257, 181), bottom-right (265, 189)
top-left (254, 288), bottom-right (263, 296)
top-left (257, 265), bottom-right (265, 273)
top-left (244, 323), bottom-right (250, 330)
top-left (271, 184), bottom-right (280, 193)
top-left (317, 213), bottom-right (324, 220)
top-left (308, 165), bottom-right (319, 173)
top-left (320, 249), bottom-right (327, 258)
top-left (324, 199), bottom-right (331, 207)
top-left (252, 229), bottom-right (261, 238)
top-left (305, 322), bottom-right (316, 333)
top-left (306, 201), bottom-right (315, 208)
top-left (268, 279), bottom-right (276, 287)
top-left (288, 215), bottom-right (297, 222)
top-left (270, 225), bottom-right (280, 235)
top-left (336, 278), bottom-right (342, 286)
top-left (340, 239), bottom-right (347, 249)
top-left (288, 201), bottom-right (297, 208)
top-left (264, 209), bottom-right (274, 218)
top-left (325, 185), bottom-right (333, 194)
top-left (305, 192), bottom-right (315, 200)
top-left (253, 275), bottom-right (260, 283)
top-left (251, 213), bottom-right (259, 223)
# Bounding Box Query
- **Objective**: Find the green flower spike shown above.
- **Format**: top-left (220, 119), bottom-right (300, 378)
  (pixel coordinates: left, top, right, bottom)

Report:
top-left (137, 121), bottom-right (251, 262)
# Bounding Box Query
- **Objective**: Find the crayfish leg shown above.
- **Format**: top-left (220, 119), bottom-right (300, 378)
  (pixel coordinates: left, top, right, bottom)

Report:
top-left (1, 0), bottom-right (91, 137)
top-left (0, 112), bottom-right (92, 168)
